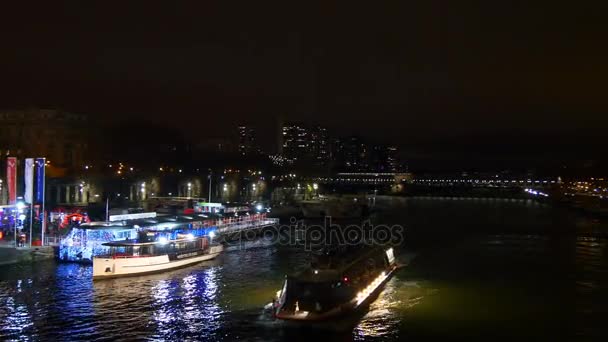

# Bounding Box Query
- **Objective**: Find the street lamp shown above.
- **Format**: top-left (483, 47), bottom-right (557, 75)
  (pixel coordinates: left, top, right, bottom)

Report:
top-left (16, 201), bottom-right (26, 211)
top-left (208, 170), bottom-right (212, 202)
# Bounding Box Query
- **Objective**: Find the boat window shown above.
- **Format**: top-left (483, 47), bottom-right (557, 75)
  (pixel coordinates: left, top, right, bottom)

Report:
top-left (344, 254), bottom-right (386, 287)
top-left (112, 246), bottom-right (133, 257)
top-left (283, 280), bottom-right (353, 312)
top-left (116, 230), bottom-right (132, 239)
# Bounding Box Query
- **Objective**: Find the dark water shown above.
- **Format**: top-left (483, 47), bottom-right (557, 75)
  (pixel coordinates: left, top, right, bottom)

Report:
top-left (1, 198), bottom-right (608, 341)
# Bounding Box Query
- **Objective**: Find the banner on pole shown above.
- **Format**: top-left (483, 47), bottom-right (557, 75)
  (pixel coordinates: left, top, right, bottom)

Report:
top-left (7, 157), bottom-right (17, 204)
top-left (35, 158), bottom-right (45, 203)
top-left (24, 158), bottom-right (34, 204)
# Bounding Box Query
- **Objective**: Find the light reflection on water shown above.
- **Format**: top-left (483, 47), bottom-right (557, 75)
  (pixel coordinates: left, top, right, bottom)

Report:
top-left (0, 198), bottom-right (607, 341)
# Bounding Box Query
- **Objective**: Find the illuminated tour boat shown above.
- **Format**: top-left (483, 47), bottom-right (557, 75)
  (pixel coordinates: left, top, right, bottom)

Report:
top-left (266, 245), bottom-right (398, 321)
top-left (92, 230), bottom-right (222, 280)
top-left (58, 207), bottom-right (278, 262)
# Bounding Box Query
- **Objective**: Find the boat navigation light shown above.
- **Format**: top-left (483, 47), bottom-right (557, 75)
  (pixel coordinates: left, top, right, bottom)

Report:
top-left (158, 237), bottom-right (168, 245)
top-left (314, 269), bottom-right (319, 274)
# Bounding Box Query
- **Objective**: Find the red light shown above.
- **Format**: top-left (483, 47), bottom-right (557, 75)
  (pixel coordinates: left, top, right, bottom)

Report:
top-left (343, 276), bottom-right (349, 282)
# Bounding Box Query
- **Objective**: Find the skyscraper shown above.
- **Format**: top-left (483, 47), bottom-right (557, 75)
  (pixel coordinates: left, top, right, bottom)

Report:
top-left (280, 122), bottom-right (330, 165)
top-left (281, 122), bottom-right (309, 161)
top-left (342, 136), bottom-right (369, 171)
top-left (238, 125), bottom-right (260, 156)
top-left (386, 146), bottom-right (399, 172)
top-left (309, 125), bottom-right (330, 165)
top-left (370, 145), bottom-right (400, 172)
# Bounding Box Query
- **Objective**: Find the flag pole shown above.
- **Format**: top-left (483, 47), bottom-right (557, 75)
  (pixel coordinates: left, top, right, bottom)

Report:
top-left (41, 158), bottom-right (46, 246)
top-left (28, 160), bottom-right (34, 248)
top-left (29, 203), bottom-right (33, 247)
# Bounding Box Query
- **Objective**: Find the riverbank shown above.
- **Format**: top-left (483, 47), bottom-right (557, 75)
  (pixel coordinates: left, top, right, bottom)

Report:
top-left (0, 245), bottom-right (54, 266)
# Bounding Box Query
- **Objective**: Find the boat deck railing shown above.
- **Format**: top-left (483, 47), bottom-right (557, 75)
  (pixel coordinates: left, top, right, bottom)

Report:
top-left (216, 217), bottom-right (279, 235)
top-left (96, 253), bottom-right (153, 259)
top-left (44, 235), bottom-right (62, 246)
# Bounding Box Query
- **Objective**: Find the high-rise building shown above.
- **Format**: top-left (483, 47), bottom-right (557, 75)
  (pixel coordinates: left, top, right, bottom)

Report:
top-left (342, 136), bottom-right (369, 171)
top-left (386, 146), bottom-right (399, 172)
top-left (278, 121), bottom-right (402, 173)
top-left (370, 145), bottom-right (400, 172)
top-left (280, 122), bottom-right (330, 165)
top-left (281, 122), bottom-right (309, 161)
top-left (238, 125), bottom-right (260, 156)
top-left (309, 125), bottom-right (330, 165)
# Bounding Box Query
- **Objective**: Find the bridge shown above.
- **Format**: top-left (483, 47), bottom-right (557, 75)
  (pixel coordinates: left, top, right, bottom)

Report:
top-left (410, 177), bottom-right (561, 189)
top-left (307, 172), bottom-right (560, 190)
top-left (309, 172), bottom-right (412, 185)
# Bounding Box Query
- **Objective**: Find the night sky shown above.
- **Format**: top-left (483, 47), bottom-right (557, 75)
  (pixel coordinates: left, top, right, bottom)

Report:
top-left (1, 2), bottom-right (606, 169)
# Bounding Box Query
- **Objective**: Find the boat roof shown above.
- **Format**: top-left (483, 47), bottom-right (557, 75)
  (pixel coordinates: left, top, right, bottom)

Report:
top-left (291, 245), bottom-right (388, 282)
top-left (78, 213), bottom-right (224, 231)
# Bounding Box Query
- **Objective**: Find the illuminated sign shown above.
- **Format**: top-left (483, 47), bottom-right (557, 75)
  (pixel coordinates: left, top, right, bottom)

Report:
top-left (385, 247), bottom-right (395, 264)
top-left (197, 202), bottom-right (223, 207)
top-left (109, 212), bottom-right (157, 222)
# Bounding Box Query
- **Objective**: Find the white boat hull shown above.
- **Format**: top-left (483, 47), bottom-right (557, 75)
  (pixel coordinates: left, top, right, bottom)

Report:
top-left (93, 245), bottom-right (223, 280)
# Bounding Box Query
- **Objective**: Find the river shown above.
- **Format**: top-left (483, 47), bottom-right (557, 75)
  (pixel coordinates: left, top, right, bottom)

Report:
top-left (1, 197), bottom-right (607, 341)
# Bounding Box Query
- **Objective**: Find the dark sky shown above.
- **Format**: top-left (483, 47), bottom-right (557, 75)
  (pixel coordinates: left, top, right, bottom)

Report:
top-left (1, 1), bottom-right (606, 168)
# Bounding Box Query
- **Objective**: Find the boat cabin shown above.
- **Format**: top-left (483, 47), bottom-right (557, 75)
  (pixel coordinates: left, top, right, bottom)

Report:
top-left (101, 236), bottom-right (210, 259)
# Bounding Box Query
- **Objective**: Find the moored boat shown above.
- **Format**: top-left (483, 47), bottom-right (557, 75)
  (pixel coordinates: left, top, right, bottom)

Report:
top-left (93, 233), bottom-right (222, 280)
top-left (266, 245), bottom-right (398, 321)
